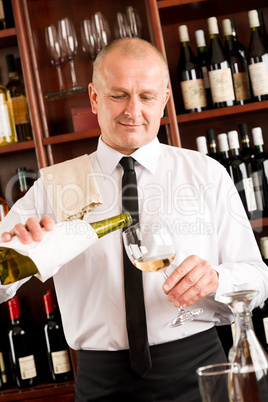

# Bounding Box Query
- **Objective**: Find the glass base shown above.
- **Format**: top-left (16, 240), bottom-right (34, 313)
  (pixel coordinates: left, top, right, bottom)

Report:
top-left (168, 308), bottom-right (203, 327)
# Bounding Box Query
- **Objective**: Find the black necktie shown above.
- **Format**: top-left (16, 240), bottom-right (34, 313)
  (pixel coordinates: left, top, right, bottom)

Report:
top-left (120, 156), bottom-right (151, 377)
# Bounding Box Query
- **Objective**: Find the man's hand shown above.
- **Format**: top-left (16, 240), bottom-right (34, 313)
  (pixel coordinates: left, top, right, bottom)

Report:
top-left (162, 255), bottom-right (219, 307)
top-left (1, 215), bottom-right (55, 244)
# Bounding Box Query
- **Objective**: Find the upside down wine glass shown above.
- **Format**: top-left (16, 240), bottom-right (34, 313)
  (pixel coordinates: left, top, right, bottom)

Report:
top-left (122, 217), bottom-right (203, 327)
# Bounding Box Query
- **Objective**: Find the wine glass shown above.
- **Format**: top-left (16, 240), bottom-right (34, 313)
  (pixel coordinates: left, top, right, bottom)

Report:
top-left (196, 362), bottom-right (243, 402)
top-left (126, 6), bottom-right (142, 38)
top-left (122, 217), bottom-right (203, 327)
top-left (58, 17), bottom-right (80, 90)
top-left (115, 12), bottom-right (131, 39)
top-left (91, 12), bottom-right (111, 56)
top-left (81, 18), bottom-right (96, 62)
top-left (45, 25), bottom-right (65, 91)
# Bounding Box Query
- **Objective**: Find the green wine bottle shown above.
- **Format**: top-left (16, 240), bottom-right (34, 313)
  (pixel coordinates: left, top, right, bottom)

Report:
top-left (0, 212), bottom-right (132, 285)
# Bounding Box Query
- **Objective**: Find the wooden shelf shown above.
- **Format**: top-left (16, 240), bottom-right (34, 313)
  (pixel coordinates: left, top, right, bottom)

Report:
top-left (0, 141), bottom-right (35, 154)
top-left (177, 101), bottom-right (268, 125)
top-left (0, 28), bottom-right (17, 48)
top-left (157, 0), bottom-right (208, 8)
top-left (0, 381), bottom-right (75, 401)
top-left (251, 218), bottom-right (268, 230)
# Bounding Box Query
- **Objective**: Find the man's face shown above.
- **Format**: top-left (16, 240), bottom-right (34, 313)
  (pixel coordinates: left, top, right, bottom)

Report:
top-left (89, 51), bottom-right (170, 155)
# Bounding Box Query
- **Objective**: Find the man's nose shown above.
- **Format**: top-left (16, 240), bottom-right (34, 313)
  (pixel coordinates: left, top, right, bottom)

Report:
top-left (124, 97), bottom-right (142, 118)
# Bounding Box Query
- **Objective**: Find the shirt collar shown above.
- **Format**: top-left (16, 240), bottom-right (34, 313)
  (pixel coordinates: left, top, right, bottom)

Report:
top-left (96, 136), bottom-right (161, 175)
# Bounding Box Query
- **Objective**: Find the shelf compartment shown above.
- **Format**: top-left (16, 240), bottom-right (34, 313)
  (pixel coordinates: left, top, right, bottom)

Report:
top-left (0, 27), bottom-right (17, 48)
top-left (0, 140), bottom-right (35, 154)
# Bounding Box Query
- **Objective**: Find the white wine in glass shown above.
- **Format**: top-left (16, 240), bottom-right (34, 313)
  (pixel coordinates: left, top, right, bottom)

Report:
top-left (123, 217), bottom-right (203, 327)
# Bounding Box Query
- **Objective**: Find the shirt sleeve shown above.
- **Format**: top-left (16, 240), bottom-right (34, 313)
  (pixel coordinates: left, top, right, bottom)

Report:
top-left (212, 164), bottom-right (268, 310)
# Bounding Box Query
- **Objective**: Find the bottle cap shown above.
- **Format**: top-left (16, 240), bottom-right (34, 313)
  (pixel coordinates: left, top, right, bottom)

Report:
top-left (196, 136), bottom-right (208, 154)
top-left (248, 10), bottom-right (260, 28)
top-left (252, 127), bottom-right (264, 146)
top-left (208, 17), bottom-right (219, 35)
top-left (195, 29), bottom-right (206, 47)
top-left (178, 25), bottom-right (190, 42)
top-left (5, 54), bottom-right (17, 73)
top-left (8, 298), bottom-right (20, 320)
top-left (222, 19), bottom-right (232, 37)
top-left (206, 128), bottom-right (216, 143)
top-left (43, 293), bottom-right (54, 314)
top-left (218, 133), bottom-right (229, 152)
top-left (228, 130), bottom-right (240, 150)
top-left (239, 122), bottom-right (250, 141)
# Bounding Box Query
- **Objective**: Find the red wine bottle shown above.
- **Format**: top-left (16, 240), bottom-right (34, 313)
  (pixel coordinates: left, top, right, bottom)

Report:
top-left (177, 24), bottom-right (207, 113)
top-left (248, 10), bottom-right (268, 102)
top-left (228, 130), bottom-right (258, 220)
top-left (43, 293), bottom-right (73, 382)
top-left (222, 18), bottom-right (251, 105)
top-left (206, 128), bottom-right (221, 162)
top-left (8, 297), bottom-right (38, 388)
top-left (207, 16), bottom-right (235, 108)
top-left (195, 29), bottom-right (213, 109)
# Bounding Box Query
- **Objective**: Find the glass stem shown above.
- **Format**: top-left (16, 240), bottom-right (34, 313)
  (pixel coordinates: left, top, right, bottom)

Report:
top-left (69, 59), bottom-right (79, 89)
top-left (56, 65), bottom-right (64, 91)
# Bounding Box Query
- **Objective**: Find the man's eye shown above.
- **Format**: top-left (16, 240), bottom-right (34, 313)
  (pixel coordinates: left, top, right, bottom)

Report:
top-left (111, 95), bottom-right (124, 99)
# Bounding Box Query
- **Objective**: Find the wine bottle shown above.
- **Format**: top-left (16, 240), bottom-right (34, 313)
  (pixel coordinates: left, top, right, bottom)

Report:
top-left (16, 167), bottom-right (30, 200)
top-left (228, 130), bottom-right (257, 219)
top-left (251, 126), bottom-right (268, 217)
top-left (258, 9), bottom-right (268, 43)
top-left (8, 297), bottom-right (38, 388)
top-left (248, 9), bottom-right (268, 102)
top-left (5, 54), bottom-right (33, 142)
top-left (43, 292), bottom-right (73, 382)
top-left (207, 16), bottom-right (235, 108)
top-left (195, 29), bottom-right (213, 109)
top-left (217, 133), bottom-right (230, 174)
top-left (239, 122), bottom-right (255, 161)
top-left (0, 212), bottom-right (132, 285)
top-left (0, 0), bottom-right (5, 30)
top-left (222, 18), bottom-right (251, 105)
top-left (229, 17), bottom-right (247, 59)
top-left (177, 25), bottom-right (207, 113)
top-left (206, 128), bottom-right (221, 161)
top-left (0, 324), bottom-right (12, 389)
top-left (0, 85), bottom-right (17, 145)
top-left (196, 135), bottom-right (208, 154)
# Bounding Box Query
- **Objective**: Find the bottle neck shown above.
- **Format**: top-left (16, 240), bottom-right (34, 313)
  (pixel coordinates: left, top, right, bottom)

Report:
top-left (241, 137), bottom-right (252, 149)
top-left (8, 71), bottom-right (19, 81)
top-left (90, 212), bottom-right (132, 238)
top-left (255, 144), bottom-right (264, 153)
top-left (229, 148), bottom-right (240, 157)
top-left (220, 150), bottom-right (229, 159)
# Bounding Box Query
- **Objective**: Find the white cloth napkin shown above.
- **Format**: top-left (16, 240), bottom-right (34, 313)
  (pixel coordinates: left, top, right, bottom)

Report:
top-left (0, 221), bottom-right (98, 283)
top-left (40, 154), bottom-right (103, 222)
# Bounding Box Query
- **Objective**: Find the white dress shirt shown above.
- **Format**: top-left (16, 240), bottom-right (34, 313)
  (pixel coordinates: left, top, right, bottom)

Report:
top-left (1, 136), bottom-right (268, 351)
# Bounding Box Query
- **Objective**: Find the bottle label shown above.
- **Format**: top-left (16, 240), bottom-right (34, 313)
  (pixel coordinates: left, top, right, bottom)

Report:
top-left (10, 96), bottom-right (30, 125)
top-left (252, 171), bottom-right (264, 211)
top-left (0, 1), bottom-right (4, 20)
top-left (243, 177), bottom-right (257, 212)
top-left (233, 72), bottom-right (251, 101)
top-left (18, 355), bottom-right (37, 380)
top-left (51, 350), bottom-right (71, 374)
top-left (209, 68), bottom-right (235, 103)
top-left (0, 104), bottom-right (12, 143)
top-left (0, 352), bottom-right (7, 384)
top-left (180, 79), bottom-right (207, 109)
top-left (248, 62), bottom-right (268, 96)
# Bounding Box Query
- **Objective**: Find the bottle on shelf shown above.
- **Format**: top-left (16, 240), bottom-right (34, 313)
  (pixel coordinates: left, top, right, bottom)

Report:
top-left (251, 126), bottom-right (268, 218)
top-left (195, 29), bottom-right (213, 109)
top-left (5, 54), bottom-right (33, 142)
top-left (0, 0), bottom-right (14, 30)
top-left (239, 122), bottom-right (255, 161)
top-left (229, 17), bottom-right (247, 59)
top-left (0, 323), bottom-right (12, 390)
top-left (217, 133), bottom-right (230, 174)
top-left (227, 129), bottom-right (258, 220)
top-left (257, 9), bottom-right (268, 43)
top-left (0, 85), bottom-right (17, 145)
top-left (0, 0), bottom-right (5, 30)
top-left (247, 9), bottom-right (268, 102)
top-left (207, 16), bottom-right (235, 108)
top-left (43, 292), bottom-right (73, 382)
top-left (15, 167), bottom-right (31, 201)
top-left (206, 128), bottom-right (221, 161)
top-left (222, 18), bottom-right (251, 105)
top-left (8, 297), bottom-right (38, 388)
top-left (177, 24), bottom-right (207, 113)
top-left (0, 212), bottom-right (132, 285)
top-left (196, 135), bottom-right (208, 155)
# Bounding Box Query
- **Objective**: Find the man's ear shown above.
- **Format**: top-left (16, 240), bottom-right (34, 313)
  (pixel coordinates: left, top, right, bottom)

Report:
top-left (88, 83), bottom-right (97, 114)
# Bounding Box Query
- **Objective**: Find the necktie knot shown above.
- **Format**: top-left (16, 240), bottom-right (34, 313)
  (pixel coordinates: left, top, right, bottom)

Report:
top-left (120, 157), bottom-right (135, 172)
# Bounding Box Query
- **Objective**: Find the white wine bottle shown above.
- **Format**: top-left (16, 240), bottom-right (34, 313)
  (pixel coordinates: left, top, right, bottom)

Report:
top-left (248, 9), bottom-right (268, 102)
top-left (177, 25), bottom-right (207, 113)
top-left (0, 212), bottom-right (132, 285)
top-left (207, 16), bottom-right (235, 108)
